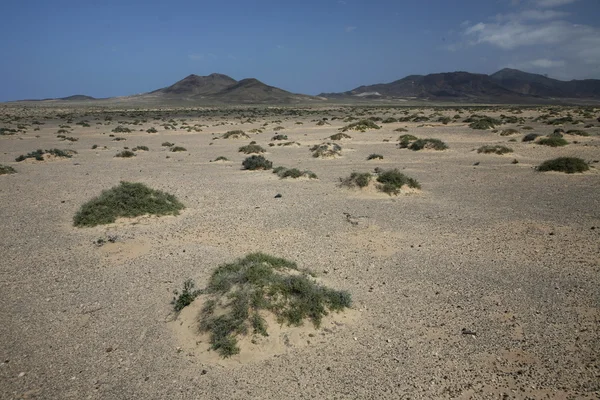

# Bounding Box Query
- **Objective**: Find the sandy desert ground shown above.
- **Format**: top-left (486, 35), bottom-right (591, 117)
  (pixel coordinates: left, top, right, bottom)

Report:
top-left (0, 104), bottom-right (599, 399)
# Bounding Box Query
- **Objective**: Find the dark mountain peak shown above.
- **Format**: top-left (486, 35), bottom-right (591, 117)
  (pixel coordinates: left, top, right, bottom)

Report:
top-left (60, 94), bottom-right (95, 101)
top-left (153, 73), bottom-right (237, 96)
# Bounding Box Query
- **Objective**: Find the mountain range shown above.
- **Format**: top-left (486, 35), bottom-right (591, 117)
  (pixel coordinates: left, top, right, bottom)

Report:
top-left (13, 69), bottom-right (600, 104)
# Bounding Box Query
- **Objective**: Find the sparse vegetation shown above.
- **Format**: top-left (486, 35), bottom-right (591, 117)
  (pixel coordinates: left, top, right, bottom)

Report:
top-left (73, 181), bottom-right (185, 227)
top-left (398, 134), bottom-right (418, 148)
top-left (329, 133), bottom-right (352, 140)
top-left (310, 142), bottom-right (342, 158)
top-left (566, 129), bottom-right (589, 136)
top-left (408, 138), bottom-right (448, 151)
top-left (477, 145), bottom-right (513, 155)
top-left (170, 146), bottom-right (187, 152)
top-left (340, 172), bottom-right (371, 188)
top-left (522, 133), bottom-right (540, 142)
top-left (132, 146), bottom-right (149, 151)
top-left (222, 130), bottom-right (249, 139)
top-left (271, 134), bottom-right (288, 141)
top-left (340, 119), bottom-right (380, 132)
top-left (536, 157), bottom-right (589, 173)
top-left (0, 165), bottom-right (16, 175)
top-left (273, 167), bottom-right (317, 179)
top-left (112, 126), bottom-right (132, 133)
top-left (161, 142), bottom-right (174, 147)
top-left (211, 156), bottom-right (229, 162)
top-left (16, 149), bottom-right (74, 162)
top-left (242, 155), bottom-right (273, 170)
top-left (537, 137), bottom-right (568, 147)
top-left (239, 143), bottom-right (266, 154)
top-left (376, 168), bottom-right (420, 195)
top-left (180, 253), bottom-right (351, 357)
top-left (115, 150), bottom-right (136, 158)
top-left (146, 127), bottom-right (158, 133)
top-left (367, 154), bottom-right (383, 160)
top-left (500, 128), bottom-right (519, 136)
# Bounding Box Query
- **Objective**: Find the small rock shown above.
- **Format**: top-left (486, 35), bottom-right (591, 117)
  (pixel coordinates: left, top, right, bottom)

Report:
top-left (18, 372), bottom-right (25, 377)
top-left (201, 370), bottom-right (207, 375)
top-left (274, 194), bottom-right (282, 198)
top-left (106, 347), bottom-right (113, 353)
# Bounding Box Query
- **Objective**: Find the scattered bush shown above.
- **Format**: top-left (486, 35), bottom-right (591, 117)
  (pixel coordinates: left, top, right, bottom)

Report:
top-left (382, 117), bottom-right (398, 123)
top-left (115, 150), bottom-right (136, 158)
top-left (273, 167), bottom-right (317, 179)
top-left (239, 143), bottom-right (265, 154)
top-left (521, 126), bottom-right (534, 130)
top-left (477, 145), bottom-right (513, 155)
top-left (500, 128), bottom-right (519, 136)
top-left (242, 155), bottom-right (273, 170)
top-left (15, 149), bottom-right (74, 162)
top-left (310, 142), bottom-right (342, 158)
top-left (0, 127), bottom-right (18, 135)
top-left (73, 181), bottom-right (185, 227)
top-left (146, 127), bottom-right (158, 133)
top-left (112, 126), bottom-right (132, 133)
top-left (566, 129), bottom-right (589, 136)
top-left (0, 165), bottom-right (16, 175)
top-left (91, 144), bottom-right (98, 149)
top-left (329, 133), bottom-right (352, 140)
top-left (408, 138), bottom-right (448, 151)
top-left (398, 134), bottom-right (418, 148)
top-left (394, 128), bottom-right (408, 132)
top-left (340, 120), bottom-right (380, 132)
top-left (465, 115), bottom-right (501, 130)
top-left (272, 126), bottom-right (285, 130)
top-left (222, 130), bottom-right (249, 139)
top-left (340, 172), bottom-right (371, 188)
top-left (522, 133), bottom-right (540, 142)
top-left (376, 169), bottom-right (420, 195)
top-left (161, 142), bottom-right (174, 147)
top-left (271, 134), bottom-right (288, 141)
top-left (536, 157), bottom-right (589, 173)
top-left (211, 156), bottom-right (229, 162)
top-left (133, 146), bottom-right (149, 151)
top-left (537, 137), bottom-right (568, 147)
top-left (367, 154), bottom-right (383, 160)
top-left (170, 146), bottom-right (187, 152)
top-left (172, 280), bottom-right (202, 312)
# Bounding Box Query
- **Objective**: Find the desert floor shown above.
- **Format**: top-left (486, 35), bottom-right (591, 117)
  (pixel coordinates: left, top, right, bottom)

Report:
top-left (1, 105), bottom-right (599, 399)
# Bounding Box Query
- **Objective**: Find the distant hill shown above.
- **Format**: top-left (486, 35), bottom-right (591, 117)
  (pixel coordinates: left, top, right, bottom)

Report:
top-left (60, 95), bottom-right (96, 101)
top-left (489, 68), bottom-right (600, 98)
top-left (320, 69), bottom-right (600, 102)
top-left (147, 74), bottom-right (319, 103)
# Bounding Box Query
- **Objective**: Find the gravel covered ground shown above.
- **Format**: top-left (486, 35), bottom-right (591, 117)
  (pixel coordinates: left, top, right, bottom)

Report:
top-left (1, 105), bottom-right (599, 399)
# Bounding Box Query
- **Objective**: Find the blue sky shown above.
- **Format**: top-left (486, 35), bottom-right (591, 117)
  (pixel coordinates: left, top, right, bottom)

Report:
top-left (1, 0), bottom-right (599, 101)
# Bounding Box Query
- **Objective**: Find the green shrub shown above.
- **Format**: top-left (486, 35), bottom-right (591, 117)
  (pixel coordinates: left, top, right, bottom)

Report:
top-left (115, 150), bottom-right (136, 158)
top-left (340, 120), bottom-right (380, 132)
top-left (271, 134), bottom-right (288, 141)
top-left (522, 133), bottom-right (540, 142)
top-left (477, 145), bottom-right (513, 155)
top-left (146, 127), bottom-right (158, 133)
top-left (398, 134), bottom-right (418, 148)
top-left (536, 157), bottom-right (589, 173)
top-left (465, 115), bottom-right (501, 130)
top-left (408, 138), bottom-right (448, 151)
top-left (170, 146), bottom-right (187, 152)
top-left (273, 126), bottom-right (285, 130)
top-left (340, 172), bottom-right (371, 188)
top-left (273, 167), bottom-right (317, 179)
top-left (211, 156), bottom-right (229, 162)
top-left (222, 130), bottom-right (249, 139)
top-left (15, 149), bottom-right (74, 162)
top-left (329, 133), bottom-right (352, 140)
top-left (500, 128), bottom-right (519, 136)
top-left (133, 146), bottom-right (149, 151)
top-left (382, 117), bottom-right (398, 123)
top-left (0, 165), bottom-right (16, 175)
top-left (310, 142), bottom-right (342, 158)
top-left (242, 155), bottom-right (273, 170)
top-left (172, 280), bottom-right (203, 312)
top-left (73, 181), bottom-right (185, 227)
top-left (161, 142), bottom-right (174, 147)
top-left (376, 169), bottom-right (420, 195)
top-left (566, 129), bottom-right (589, 136)
top-left (239, 144), bottom-right (265, 154)
top-left (537, 137), bottom-right (568, 147)
top-left (187, 253), bottom-right (351, 357)
top-left (112, 126), bottom-right (132, 133)
top-left (367, 154), bottom-right (383, 160)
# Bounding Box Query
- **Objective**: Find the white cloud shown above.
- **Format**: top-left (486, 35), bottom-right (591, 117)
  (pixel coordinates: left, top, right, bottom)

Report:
top-left (511, 58), bottom-right (566, 69)
top-left (345, 26), bottom-right (357, 33)
top-left (495, 9), bottom-right (569, 22)
top-left (533, 0), bottom-right (577, 8)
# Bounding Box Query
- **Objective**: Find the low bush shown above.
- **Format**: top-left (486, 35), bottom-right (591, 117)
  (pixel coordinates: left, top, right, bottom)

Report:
top-left (238, 143), bottom-right (265, 154)
top-left (500, 128), bottom-right (519, 136)
top-left (398, 134), bottom-right (418, 148)
top-left (522, 133), bottom-right (540, 142)
top-left (112, 126), bottom-right (132, 133)
top-left (340, 120), bottom-right (380, 132)
top-left (133, 146), bottom-right (149, 151)
top-left (177, 253), bottom-right (351, 357)
top-left (376, 169), bottom-right (420, 195)
top-left (340, 172), bottom-right (371, 188)
top-left (537, 137), bottom-right (568, 147)
top-left (146, 127), bottom-right (158, 133)
top-left (242, 155), bottom-right (273, 170)
top-left (329, 133), bottom-right (352, 140)
top-left (273, 167), bottom-right (317, 179)
top-left (271, 134), bottom-right (288, 141)
top-left (170, 146), bottom-right (187, 152)
top-left (408, 138), bottom-right (448, 151)
top-left (367, 154), bottom-right (383, 160)
top-left (536, 157), bottom-right (589, 173)
top-left (211, 156), bottom-right (229, 162)
top-left (161, 142), bottom-right (174, 147)
top-left (16, 149), bottom-right (74, 162)
top-left (222, 130), bottom-right (249, 139)
top-left (477, 145), bottom-right (513, 155)
top-left (566, 129), bottom-right (589, 136)
top-left (0, 165), bottom-right (16, 175)
top-left (73, 181), bottom-right (185, 227)
top-left (310, 142), bottom-right (342, 158)
top-left (115, 150), bottom-right (136, 158)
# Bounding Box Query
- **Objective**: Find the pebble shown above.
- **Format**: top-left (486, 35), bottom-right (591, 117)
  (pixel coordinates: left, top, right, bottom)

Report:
top-left (18, 372), bottom-right (25, 377)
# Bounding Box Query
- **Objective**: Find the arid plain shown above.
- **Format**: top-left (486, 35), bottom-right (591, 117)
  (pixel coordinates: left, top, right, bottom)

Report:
top-left (1, 104), bottom-right (599, 399)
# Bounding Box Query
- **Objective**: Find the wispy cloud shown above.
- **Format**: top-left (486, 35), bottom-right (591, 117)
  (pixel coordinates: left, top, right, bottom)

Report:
top-left (345, 26), bottom-right (357, 33)
top-left (533, 0), bottom-right (578, 8)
